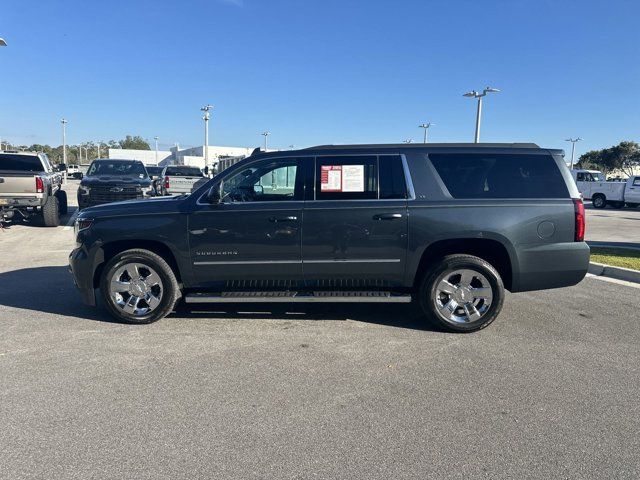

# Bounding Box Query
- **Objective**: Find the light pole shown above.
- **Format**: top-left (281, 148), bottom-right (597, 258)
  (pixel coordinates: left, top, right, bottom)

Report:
top-left (61, 118), bottom-right (68, 184)
top-left (463, 87), bottom-right (500, 143)
top-left (96, 142), bottom-right (101, 160)
top-left (565, 137), bottom-right (582, 170)
top-left (201, 105), bottom-right (213, 173)
top-left (154, 136), bottom-right (159, 165)
top-left (418, 122), bottom-right (435, 143)
top-left (262, 131), bottom-right (271, 151)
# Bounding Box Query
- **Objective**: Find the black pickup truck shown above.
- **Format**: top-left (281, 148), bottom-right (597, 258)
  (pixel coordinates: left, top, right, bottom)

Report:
top-left (77, 159), bottom-right (154, 209)
top-left (69, 143), bottom-right (589, 332)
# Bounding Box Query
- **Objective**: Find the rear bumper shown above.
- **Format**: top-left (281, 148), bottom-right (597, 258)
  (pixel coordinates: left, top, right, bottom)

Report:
top-left (0, 196), bottom-right (44, 209)
top-left (511, 242), bottom-right (590, 292)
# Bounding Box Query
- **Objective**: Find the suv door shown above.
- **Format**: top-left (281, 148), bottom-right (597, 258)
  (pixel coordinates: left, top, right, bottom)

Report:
top-left (188, 157), bottom-right (305, 288)
top-left (302, 154), bottom-right (409, 287)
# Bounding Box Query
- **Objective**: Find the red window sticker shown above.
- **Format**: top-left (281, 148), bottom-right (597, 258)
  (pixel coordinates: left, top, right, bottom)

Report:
top-left (320, 165), bottom-right (342, 192)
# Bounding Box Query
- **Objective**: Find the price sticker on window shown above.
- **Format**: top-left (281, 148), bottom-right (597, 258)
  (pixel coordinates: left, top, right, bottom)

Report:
top-left (320, 165), bottom-right (343, 192)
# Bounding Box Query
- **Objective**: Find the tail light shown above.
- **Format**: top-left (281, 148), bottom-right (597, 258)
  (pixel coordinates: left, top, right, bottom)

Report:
top-left (573, 198), bottom-right (585, 242)
top-left (35, 176), bottom-right (44, 193)
top-left (164, 176), bottom-right (170, 189)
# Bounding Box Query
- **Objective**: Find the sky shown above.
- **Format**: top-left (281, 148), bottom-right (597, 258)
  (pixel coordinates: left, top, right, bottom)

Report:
top-left (0, 0), bottom-right (639, 156)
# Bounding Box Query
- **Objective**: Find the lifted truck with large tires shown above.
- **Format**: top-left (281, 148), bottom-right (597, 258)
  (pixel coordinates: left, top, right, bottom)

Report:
top-left (0, 151), bottom-right (68, 227)
top-left (70, 143), bottom-right (590, 332)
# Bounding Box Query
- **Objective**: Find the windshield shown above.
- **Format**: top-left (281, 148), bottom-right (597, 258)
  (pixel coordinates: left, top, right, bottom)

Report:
top-left (146, 167), bottom-right (163, 176)
top-left (87, 161), bottom-right (147, 177)
top-left (165, 167), bottom-right (203, 177)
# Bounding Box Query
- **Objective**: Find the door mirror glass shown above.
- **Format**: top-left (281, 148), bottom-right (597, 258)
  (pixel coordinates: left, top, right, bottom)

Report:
top-left (253, 184), bottom-right (264, 196)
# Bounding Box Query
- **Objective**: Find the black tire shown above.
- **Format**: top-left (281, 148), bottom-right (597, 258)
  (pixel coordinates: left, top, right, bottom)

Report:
top-left (592, 194), bottom-right (606, 209)
top-left (56, 190), bottom-right (68, 215)
top-left (99, 249), bottom-right (180, 324)
top-left (611, 201), bottom-right (624, 209)
top-left (626, 203), bottom-right (639, 208)
top-left (41, 195), bottom-right (60, 227)
top-left (417, 254), bottom-right (505, 333)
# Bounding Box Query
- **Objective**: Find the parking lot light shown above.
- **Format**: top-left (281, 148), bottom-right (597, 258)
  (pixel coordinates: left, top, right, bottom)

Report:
top-left (464, 87), bottom-right (500, 143)
top-left (61, 118), bottom-right (68, 184)
top-left (418, 123), bottom-right (435, 143)
top-left (201, 105), bottom-right (213, 172)
top-left (0, 38), bottom-right (7, 47)
top-left (262, 131), bottom-right (271, 151)
top-left (154, 136), bottom-right (159, 166)
top-left (565, 137), bottom-right (583, 170)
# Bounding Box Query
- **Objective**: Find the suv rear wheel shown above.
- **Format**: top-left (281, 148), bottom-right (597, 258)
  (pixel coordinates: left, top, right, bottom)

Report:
top-left (99, 249), bottom-right (181, 324)
top-left (418, 254), bottom-right (505, 333)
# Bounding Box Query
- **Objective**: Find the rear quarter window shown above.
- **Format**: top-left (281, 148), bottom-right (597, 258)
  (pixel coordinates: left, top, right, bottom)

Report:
top-left (429, 153), bottom-right (569, 199)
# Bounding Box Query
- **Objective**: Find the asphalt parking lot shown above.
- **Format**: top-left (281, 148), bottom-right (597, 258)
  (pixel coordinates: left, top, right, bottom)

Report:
top-left (1, 181), bottom-right (639, 479)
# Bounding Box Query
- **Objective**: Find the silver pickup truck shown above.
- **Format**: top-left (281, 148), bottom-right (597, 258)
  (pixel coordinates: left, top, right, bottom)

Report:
top-left (160, 166), bottom-right (206, 195)
top-left (0, 151), bottom-right (68, 227)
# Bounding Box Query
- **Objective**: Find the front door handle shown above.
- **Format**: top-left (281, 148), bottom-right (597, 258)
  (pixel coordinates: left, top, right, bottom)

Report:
top-left (269, 215), bottom-right (298, 223)
top-left (373, 213), bottom-right (403, 221)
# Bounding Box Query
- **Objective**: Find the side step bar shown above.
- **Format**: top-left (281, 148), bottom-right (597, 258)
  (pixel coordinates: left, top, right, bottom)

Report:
top-left (184, 291), bottom-right (412, 304)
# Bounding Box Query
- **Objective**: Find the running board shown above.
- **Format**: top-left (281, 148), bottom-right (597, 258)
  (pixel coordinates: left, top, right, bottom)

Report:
top-left (184, 291), bottom-right (412, 304)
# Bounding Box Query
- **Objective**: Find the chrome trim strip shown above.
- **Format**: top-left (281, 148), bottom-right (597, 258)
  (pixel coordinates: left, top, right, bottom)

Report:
top-left (193, 258), bottom-right (401, 265)
top-left (194, 260), bottom-right (302, 265)
top-left (304, 258), bottom-right (401, 264)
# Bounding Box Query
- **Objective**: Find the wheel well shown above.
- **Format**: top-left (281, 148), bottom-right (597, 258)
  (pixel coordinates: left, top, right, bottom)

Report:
top-left (413, 238), bottom-right (513, 291)
top-left (93, 239), bottom-right (182, 288)
top-left (592, 193), bottom-right (606, 199)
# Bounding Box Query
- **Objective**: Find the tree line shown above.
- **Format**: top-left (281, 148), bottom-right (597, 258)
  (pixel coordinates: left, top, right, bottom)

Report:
top-left (1, 135), bottom-right (151, 164)
top-left (576, 141), bottom-right (640, 177)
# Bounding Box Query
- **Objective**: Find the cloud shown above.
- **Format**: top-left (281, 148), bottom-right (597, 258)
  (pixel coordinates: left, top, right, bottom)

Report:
top-left (219, 0), bottom-right (244, 6)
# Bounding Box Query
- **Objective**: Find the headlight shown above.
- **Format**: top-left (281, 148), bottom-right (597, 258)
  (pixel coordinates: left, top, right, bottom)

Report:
top-left (79, 185), bottom-right (90, 195)
top-left (74, 218), bottom-right (93, 236)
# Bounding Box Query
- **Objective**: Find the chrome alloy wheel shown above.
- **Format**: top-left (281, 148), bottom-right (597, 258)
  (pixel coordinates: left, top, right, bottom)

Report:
top-left (433, 269), bottom-right (493, 324)
top-left (109, 263), bottom-right (163, 316)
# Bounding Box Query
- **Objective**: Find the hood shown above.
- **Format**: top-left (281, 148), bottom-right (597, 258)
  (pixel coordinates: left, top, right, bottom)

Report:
top-left (81, 175), bottom-right (152, 187)
top-left (78, 195), bottom-right (187, 217)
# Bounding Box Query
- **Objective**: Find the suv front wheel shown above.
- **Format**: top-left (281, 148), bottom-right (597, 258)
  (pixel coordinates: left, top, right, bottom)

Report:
top-left (418, 254), bottom-right (505, 333)
top-left (99, 249), bottom-right (181, 324)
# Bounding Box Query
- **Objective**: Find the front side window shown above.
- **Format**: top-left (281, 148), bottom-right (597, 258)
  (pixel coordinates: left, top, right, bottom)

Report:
top-left (633, 177), bottom-right (640, 186)
top-left (222, 158), bottom-right (301, 202)
top-left (429, 153), bottom-right (570, 199)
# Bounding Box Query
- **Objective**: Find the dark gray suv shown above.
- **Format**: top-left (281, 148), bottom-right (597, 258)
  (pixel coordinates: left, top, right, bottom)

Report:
top-left (69, 143), bottom-right (589, 332)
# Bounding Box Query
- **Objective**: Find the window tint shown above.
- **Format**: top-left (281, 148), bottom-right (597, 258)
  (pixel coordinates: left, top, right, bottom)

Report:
top-left (222, 158), bottom-right (301, 202)
top-left (379, 155), bottom-right (407, 199)
top-left (315, 156), bottom-right (377, 200)
top-left (0, 154), bottom-right (43, 172)
top-left (87, 161), bottom-right (147, 177)
top-left (429, 153), bottom-right (569, 199)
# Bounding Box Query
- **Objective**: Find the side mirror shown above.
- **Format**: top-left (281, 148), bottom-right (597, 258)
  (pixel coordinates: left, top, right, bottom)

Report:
top-left (253, 184), bottom-right (264, 196)
top-left (207, 182), bottom-right (223, 204)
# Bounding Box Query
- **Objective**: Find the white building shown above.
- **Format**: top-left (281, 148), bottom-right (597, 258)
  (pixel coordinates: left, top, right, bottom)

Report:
top-left (108, 144), bottom-right (257, 171)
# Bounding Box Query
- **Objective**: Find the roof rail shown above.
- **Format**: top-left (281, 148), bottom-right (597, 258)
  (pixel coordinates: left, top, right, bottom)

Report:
top-left (305, 143), bottom-right (540, 150)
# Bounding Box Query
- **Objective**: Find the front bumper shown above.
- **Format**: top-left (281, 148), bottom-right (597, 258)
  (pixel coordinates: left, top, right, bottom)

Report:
top-left (69, 246), bottom-right (103, 306)
top-left (511, 241), bottom-right (590, 293)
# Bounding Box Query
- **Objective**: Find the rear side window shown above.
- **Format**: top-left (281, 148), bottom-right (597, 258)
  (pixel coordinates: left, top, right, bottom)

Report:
top-left (0, 154), bottom-right (43, 172)
top-left (379, 155), bottom-right (407, 199)
top-left (429, 153), bottom-right (569, 199)
top-left (315, 156), bottom-right (377, 200)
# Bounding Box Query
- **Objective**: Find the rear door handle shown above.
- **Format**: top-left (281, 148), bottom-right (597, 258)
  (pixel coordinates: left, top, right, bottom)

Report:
top-left (269, 215), bottom-right (298, 223)
top-left (372, 213), bottom-right (403, 221)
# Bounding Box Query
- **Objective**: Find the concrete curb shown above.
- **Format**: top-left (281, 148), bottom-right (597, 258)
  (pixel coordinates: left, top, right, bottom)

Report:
top-left (588, 262), bottom-right (640, 284)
